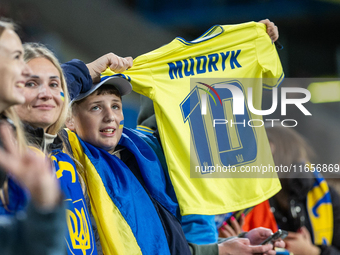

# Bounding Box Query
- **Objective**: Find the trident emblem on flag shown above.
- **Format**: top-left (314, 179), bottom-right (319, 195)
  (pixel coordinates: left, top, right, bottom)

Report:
top-left (66, 207), bottom-right (91, 254)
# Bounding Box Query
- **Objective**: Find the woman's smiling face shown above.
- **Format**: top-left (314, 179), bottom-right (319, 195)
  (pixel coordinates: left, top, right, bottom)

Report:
top-left (0, 29), bottom-right (31, 111)
top-left (14, 57), bottom-right (64, 131)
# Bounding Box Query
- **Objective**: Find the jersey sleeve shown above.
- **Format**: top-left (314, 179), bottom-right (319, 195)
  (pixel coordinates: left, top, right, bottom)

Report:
top-left (126, 65), bottom-right (157, 100)
top-left (255, 24), bottom-right (284, 90)
top-left (101, 58), bottom-right (157, 100)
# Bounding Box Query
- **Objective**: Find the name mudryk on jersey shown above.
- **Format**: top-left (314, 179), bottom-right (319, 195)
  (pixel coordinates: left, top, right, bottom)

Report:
top-left (167, 49), bottom-right (242, 79)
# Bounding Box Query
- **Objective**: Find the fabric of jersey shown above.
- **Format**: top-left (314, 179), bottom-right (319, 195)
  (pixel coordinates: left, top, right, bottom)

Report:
top-left (102, 21), bottom-right (284, 215)
top-left (65, 128), bottom-right (190, 255)
top-left (182, 215), bottom-right (218, 245)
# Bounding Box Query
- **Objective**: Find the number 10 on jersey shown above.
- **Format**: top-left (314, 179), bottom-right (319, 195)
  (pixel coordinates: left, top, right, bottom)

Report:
top-left (180, 79), bottom-right (258, 176)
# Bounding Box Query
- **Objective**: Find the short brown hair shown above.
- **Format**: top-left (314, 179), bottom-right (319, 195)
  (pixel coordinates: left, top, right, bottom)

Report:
top-left (73, 84), bottom-right (121, 105)
top-left (94, 84), bottom-right (121, 99)
top-left (71, 85), bottom-right (122, 115)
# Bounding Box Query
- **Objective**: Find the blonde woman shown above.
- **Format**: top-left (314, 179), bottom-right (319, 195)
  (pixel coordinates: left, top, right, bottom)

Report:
top-left (266, 126), bottom-right (340, 255)
top-left (0, 20), bottom-right (65, 255)
top-left (9, 42), bottom-right (133, 255)
top-left (7, 42), bottom-right (100, 255)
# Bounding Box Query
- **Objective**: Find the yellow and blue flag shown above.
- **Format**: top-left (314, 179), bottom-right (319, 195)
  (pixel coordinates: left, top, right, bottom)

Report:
top-left (66, 128), bottom-right (180, 255)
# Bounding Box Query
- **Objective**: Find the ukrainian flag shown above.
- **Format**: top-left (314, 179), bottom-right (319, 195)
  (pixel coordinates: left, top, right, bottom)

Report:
top-left (66, 128), bottom-right (178, 255)
top-left (119, 120), bottom-right (124, 129)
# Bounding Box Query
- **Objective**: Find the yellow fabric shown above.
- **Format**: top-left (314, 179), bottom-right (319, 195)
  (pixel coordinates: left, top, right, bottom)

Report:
top-left (103, 22), bottom-right (283, 215)
top-left (66, 130), bottom-right (142, 255)
top-left (65, 201), bottom-right (91, 253)
top-left (307, 179), bottom-right (333, 245)
top-left (52, 157), bottom-right (77, 183)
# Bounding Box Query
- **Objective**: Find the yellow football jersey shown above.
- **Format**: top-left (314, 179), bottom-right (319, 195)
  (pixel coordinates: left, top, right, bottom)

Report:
top-left (103, 22), bottom-right (284, 215)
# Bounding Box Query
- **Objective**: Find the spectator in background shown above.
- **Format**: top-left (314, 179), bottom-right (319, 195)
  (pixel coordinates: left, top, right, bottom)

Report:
top-left (265, 125), bottom-right (340, 255)
top-left (219, 126), bottom-right (340, 254)
top-left (0, 19), bottom-right (65, 255)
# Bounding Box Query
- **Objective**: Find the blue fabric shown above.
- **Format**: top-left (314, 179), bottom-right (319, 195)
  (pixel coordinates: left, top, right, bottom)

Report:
top-left (51, 150), bottom-right (98, 255)
top-left (215, 212), bottom-right (233, 229)
top-left (276, 250), bottom-right (291, 255)
top-left (120, 128), bottom-right (179, 218)
top-left (77, 127), bottom-right (180, 255)
top-left (182, 215), bottom-right (218, 245)
top-left (130, 129), bottom-right (181, 220)
top-left (0, 179), bottom-right (28, 215)
top-left (0, 149), bottom-right (97, 255)
top-left (136, 127), bottom-right (218, 245)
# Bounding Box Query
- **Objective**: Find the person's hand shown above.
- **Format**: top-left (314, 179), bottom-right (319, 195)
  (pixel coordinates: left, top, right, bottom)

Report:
top-left (218, 214), bottom-right (245, 238)
top-left (86, 53), bottom-right (133, 83)
top-left (258, 19), bottom-right (279, 42)
top-left (285, 227), bottom-right (321, 255)
top-left (0, 122), bottom-right (61, 210)
top-left (245, 227), bottom-right (285, 254)
top-left (218, 237), bottom-right (274, 255)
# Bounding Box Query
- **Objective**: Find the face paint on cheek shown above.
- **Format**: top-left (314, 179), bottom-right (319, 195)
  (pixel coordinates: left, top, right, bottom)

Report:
top-left (60, 92), bottom-right (64, 101)
top-left (119, 120), bottom-right (124, 129)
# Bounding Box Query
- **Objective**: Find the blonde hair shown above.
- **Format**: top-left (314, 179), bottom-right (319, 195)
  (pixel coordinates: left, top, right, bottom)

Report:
top-left (23, 42), bottom-right (70, 135)
top-left (0, 20), bottom-right (27, 210)
top-left (0, 20), bottom-right (26, 153)
top-left (22, 43), bottom-right (87, 191)
top-left (0, 107), bottom-right (25, 211)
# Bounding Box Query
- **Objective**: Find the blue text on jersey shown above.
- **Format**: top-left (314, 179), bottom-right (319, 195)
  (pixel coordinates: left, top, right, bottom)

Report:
top-left (168, 50), bottom-right (242, 79)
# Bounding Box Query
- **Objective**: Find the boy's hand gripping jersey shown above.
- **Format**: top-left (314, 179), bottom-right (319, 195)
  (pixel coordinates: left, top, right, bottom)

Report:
top-left (103, 22), bottom-right (284, 215)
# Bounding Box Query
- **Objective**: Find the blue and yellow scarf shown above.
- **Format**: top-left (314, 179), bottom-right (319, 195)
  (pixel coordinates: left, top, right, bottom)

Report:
top-left (307, 171), bottom-right (333, 245)
top-left (51, 149), bottom-right (98, 255)
top-left (66, 128), bottom-right (179, 255)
